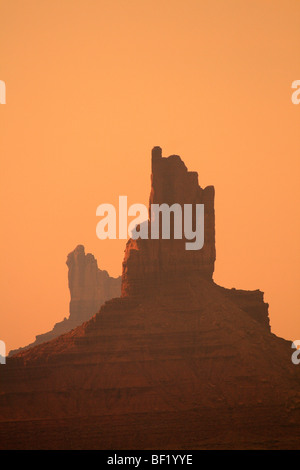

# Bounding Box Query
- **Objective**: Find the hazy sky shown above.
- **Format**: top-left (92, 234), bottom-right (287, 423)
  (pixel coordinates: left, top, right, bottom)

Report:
top-left (0, 0), bottom-right (299, 352)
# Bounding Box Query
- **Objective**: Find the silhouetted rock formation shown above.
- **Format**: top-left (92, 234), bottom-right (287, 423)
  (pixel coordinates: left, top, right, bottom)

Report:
top-left (9, 245), bottom-right (121, 356)
top-left (67, 245), bottom-right (121, 323)
top-left (0, 148), bottom-right (299, 450)
top-left (122, 147), bottom-right (215, 297)
top-left (122, 147), bottom-right (269, 330)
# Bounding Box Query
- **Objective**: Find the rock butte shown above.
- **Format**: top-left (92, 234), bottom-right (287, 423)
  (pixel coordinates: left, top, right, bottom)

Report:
top-left (9, 245), bottom-right (121, 356)
top-left (0, 147), bottom-right (299, 450)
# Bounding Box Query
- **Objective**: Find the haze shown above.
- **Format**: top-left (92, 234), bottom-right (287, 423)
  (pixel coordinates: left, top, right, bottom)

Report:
top-left (0, 0), bottom-right (299, 352)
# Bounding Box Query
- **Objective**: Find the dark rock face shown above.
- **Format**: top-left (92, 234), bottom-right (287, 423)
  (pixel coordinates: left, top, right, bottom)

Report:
top-left (67, 245), bottom-right (121, 323)
top-left (215, 285), bottom-right (270, 330)
top-left (122, 147), bottom-right (269, 331)
top-left (122, 147), bottom-right (215, 297)
top-left (1, 147), bottom-right (299, 450)
top-left (9, 245), bottom-right (121, 356)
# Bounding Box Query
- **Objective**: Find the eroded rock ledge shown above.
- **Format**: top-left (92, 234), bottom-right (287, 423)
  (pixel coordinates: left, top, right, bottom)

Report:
top-left (9, 245), bottom-right (121, 356)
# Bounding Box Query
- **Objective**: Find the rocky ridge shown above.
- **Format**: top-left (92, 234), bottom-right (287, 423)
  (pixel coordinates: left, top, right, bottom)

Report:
top-left (9, 245), bottom-right (121, 356)
top-left (0, 147), bottom-right (299, 450)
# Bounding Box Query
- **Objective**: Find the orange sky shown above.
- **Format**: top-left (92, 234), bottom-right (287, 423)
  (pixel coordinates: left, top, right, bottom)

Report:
top-left (0, 0), bottom-right (299, 353)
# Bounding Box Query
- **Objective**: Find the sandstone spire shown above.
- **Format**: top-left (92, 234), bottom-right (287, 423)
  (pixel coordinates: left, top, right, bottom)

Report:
top-left (122, 147), bottom-right (215, 296)
top-left (2, 148), bottom-right (298, 450)
top-left (67, 244), bottom-right (121, 322)
top-left (9, 245), bottom-right (121, 355)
